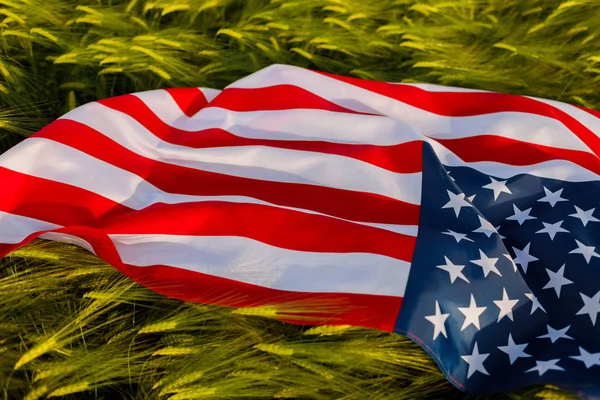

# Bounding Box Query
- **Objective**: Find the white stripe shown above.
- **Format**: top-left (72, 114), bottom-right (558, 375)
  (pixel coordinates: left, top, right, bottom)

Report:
top-left (227, 64), bottom-right (594, 154)
top-left (60, 103), bottom-right (423, 204)
top-left (396, 82), bottom-right (490, 93)
top-left (40, 232), bottom-right (96, 255)
top-left (189, 106), bottom-right (590, 154)
top-left (0, 140), bottom-right (418, 235)
top-left (199, 87), bottom-right (221, 103)
top-left (364, 223), bottom-right (418, 236)
top-left (1, 139), bottom-right (169, 209)
top-left (427, 139), bottom-right (600, 182)
top-left (138, 97), bottom-right (423, 145)
top-left (0, 211), bottom-right (417, 278)
top-left (34, 230), bottom-right (411, 296)
top-left (132, 89), bottom-right (186, 123)
top-left (0, 211), bottom-right (60, 244)
top-left (109, 233), bottom-right (410, 296)
top-left (403, 80), bottom-right (600, 142)
top-left (528, 96), bottom-right (600, 139)
top-left (132, 85), bottom-right (592, 154)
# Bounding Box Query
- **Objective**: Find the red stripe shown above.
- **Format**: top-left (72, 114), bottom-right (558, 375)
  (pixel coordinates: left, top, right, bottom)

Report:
top-left (96, 95), bottom-right (422, 173)
top-left (206, 85), bottom-right (373, 114)
top-left (0, 167), bottom-right (416, 261)
top-left (317, 71), bottom-right (600, 157)
top-left (0, 166), bottom-right (130, 227)
top-left (433, 135), bottom-right (600, 175)
top-left (163, 88), bottom-right (209, 117)
top-left (33, 120), bottom-right (422, 226)
top-left (0, 227), bottom-right (403, 332)
top-left (100, 201), bottom-right (416, 262)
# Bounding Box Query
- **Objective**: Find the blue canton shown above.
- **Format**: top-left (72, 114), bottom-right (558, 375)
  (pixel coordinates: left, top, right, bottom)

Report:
top-left (395, 143), bottom-right (600, 397)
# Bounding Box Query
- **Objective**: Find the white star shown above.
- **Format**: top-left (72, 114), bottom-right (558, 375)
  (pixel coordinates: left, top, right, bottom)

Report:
top-left (506, 204), bottom-right (536, 225)
top-left (467, 194), bottom-right (476, 203)
top-left (576, 290), bottom-right (600, 326)
top-left (424, 301), bottom-right (450, 340)
top-left (482, 177), bottom-right (512, 201)
top-left (447, 170), bottom-right (455, 181)
top-left (461, 342), bottom-right (490, 378)
top-left (493, 288), bottom-right (519, 322)
top-left (542, 265), bottom-right (573, 298)
top-left (536, 220), bottom-right (569, 240)
top-left (503, 254), bottom-right (518, 272)
top-left (570, 347), bottom-right (600, 368)
top-left (495, 225), bottom-right (506, 240)
top-left (498, 334), bottom-right (530, 364)
top-left (436, 256), bottom-right (469, 284)
top-left (458, 294), bottom-right (487, 331)
top-left (442, 190), bottom-right (472, 217)
top-left (569, 206), bottom-right (600, 227)
top-left (526, 359), bottom-right (564, 376)
top-left (472, 215), bottom-right (497, 238)
top-left (442, 230), bottom-right (474, 243)
top-left (512, 243), bottom-right (538, 273)
top-left (537, 325), bottom-right (573, 343)
top-left (471, 250), bottom-right (502, 278)
top-left (569, 240), bottom-right (600, 264)
top-left (525, 293), bottom-right (546, 314)
top-left (537, 187), bottom-right (568, 207)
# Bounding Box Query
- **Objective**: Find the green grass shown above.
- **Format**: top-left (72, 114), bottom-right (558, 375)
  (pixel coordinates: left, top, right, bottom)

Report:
top-left (1, 0), bottom-right (598, 398)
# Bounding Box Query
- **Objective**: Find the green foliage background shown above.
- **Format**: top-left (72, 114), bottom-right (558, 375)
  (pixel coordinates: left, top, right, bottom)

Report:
top-left (0, 0), bottom-right (598, 398)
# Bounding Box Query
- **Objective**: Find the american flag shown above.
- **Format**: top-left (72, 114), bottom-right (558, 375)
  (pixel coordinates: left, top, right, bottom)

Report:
top-left (0, 64), bottom-right (599, 396)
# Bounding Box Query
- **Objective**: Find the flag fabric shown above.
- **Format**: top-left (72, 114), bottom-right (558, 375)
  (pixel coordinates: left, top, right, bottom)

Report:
top-left (1, 64), bottom-right (600, 396)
